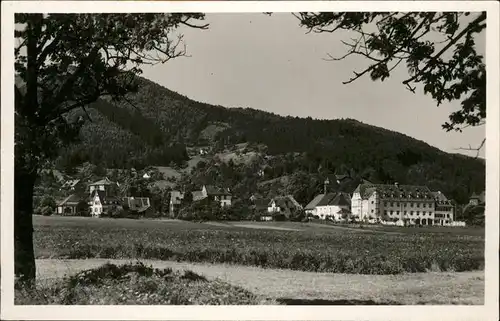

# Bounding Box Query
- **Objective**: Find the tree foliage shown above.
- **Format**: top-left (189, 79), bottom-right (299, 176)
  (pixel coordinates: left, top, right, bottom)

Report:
top-left (14, 13), bottom-right (207, 282)
top-left (296, 12), bottom-right (486, 136)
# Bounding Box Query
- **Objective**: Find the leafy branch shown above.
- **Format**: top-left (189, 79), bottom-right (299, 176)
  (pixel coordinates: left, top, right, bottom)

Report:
top-left (296, 12), bottom-right (486, 139)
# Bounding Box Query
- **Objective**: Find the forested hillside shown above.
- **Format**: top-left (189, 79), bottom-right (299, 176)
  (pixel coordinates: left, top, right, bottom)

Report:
top-left (56, 76), bottom-right (485, 205)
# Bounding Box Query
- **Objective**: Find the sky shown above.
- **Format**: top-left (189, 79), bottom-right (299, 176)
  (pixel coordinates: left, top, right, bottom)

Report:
top-left (140, 13), bottom-right (486, 158)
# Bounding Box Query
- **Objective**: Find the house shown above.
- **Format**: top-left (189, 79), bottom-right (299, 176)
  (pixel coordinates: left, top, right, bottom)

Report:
top-left (351, 182), bottom-right (437, 225)
top-left (432, 191), bottom-right (455, 225)
top-left (56, 194), bottom-right (84, 216)
top-left (250, 198), bottom-right (272, 221)
top-left (169, 190), bottom-right (185, 217)
top-left (468, 191), bottom-right (485, 206)
top-left (89, 190), bottom-right (121, 217)
top-left (142, 173), bottom-right (151, 179)
top-left (305, 192), bottom-right (351, 221)
top-left (267, 195), bottom-right (302, 218)
top-left (192, 185), bottom-right (232, 207)
top-left (88, 177), bottom-right (119, 197)
top-left (123, 196), bottom-right (151, 215)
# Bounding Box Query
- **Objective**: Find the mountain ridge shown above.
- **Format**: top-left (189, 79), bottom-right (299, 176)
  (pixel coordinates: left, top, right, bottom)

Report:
top-left (51, 75), bottom-right (484, 205)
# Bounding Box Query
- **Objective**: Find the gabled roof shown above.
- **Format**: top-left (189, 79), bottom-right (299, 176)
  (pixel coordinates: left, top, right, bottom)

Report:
top-left (305, 194), bottom-right (325, 210)
top-left (470, 191), bottom-right (485, 203)
top-left (89, 177), bottom-right (115, 186)
top-left (62, 179), bottom-right (81, 188)
top-left (432, 191), bottom-right (453, 205)
top-left (269, 195), bottom-right (302, 210)
top-left (123, 197), bottom-right (151, 212)
top-left (354, 183), bottom-right (433, 200)
top-left (306, 192), bottom-right (351, 209)
top-left (253, 198), bottom-right (271, 210)
top-left (57, 194), bottom-right (82, 206)
top-left (204, 185), bottom-right (231, 196)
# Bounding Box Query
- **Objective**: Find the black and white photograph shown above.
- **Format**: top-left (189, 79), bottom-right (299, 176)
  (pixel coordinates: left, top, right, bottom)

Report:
top-left (1, 1), bottom-right (499, 320)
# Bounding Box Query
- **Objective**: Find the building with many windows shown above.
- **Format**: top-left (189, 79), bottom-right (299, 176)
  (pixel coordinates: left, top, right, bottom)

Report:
top-left (432, 191), bottom-right (455, 225)
top-left (351, 182), bottom-right (438, 225)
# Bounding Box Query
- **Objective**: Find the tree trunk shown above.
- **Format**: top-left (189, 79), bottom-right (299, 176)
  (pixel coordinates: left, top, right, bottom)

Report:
top-left (14, 168), bottom-right (37, 284)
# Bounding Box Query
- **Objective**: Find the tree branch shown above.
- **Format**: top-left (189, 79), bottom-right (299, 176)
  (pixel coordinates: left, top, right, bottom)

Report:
top-left (455, 138), bottom-right (485, 158)
top-left (338, 14), bottom-right (432, 85)
top-left (402, 12), bottom-right (486, 86)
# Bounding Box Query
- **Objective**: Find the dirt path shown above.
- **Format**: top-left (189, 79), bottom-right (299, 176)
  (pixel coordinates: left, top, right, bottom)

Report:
top-left (36, 259), bottom-right (484, 305)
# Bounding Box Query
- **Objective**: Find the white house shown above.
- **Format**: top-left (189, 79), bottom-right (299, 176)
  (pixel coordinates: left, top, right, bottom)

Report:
top-left (305, 192), bottom-right (351, 220)
top-left (351, 182), bottom-right (437, 225)
top-left (89, 190), bottom-right (121, 217)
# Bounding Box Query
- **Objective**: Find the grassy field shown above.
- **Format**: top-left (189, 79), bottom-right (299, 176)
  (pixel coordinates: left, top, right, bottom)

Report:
top-left (33, 215), bottom-right (485, 275)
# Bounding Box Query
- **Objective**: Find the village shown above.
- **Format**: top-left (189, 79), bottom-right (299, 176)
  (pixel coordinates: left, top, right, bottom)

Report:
top-left (53, 169), bottom-right (480, 227)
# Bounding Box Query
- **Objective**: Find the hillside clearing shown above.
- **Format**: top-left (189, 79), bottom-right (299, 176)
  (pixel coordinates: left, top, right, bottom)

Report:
top-left (35, 258), bottom-right (484, 305)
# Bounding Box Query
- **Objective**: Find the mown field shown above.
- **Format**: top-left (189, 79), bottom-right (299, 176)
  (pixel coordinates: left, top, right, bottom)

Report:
top-left (33, 215), bottom-right (485, 275)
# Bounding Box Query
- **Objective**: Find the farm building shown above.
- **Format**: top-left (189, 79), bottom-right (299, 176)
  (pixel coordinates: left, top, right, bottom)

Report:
top-left (305, 192), bottom-right (351, 220)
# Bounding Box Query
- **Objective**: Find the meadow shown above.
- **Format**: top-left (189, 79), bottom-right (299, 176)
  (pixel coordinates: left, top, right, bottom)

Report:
top-left (33, 215), bottom-right (485, 275)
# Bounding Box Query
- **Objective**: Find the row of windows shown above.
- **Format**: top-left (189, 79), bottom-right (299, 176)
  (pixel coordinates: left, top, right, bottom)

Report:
top-left (383, 210), bottom-right (433, 216)
top-left (435, 213), bottom-right (451, 218)
top-left (375, 201), bottom-right (433, 208)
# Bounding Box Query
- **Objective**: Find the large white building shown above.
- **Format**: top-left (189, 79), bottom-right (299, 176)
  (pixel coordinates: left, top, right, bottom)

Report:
top-left (351, 182), bottom-right (446, 226)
